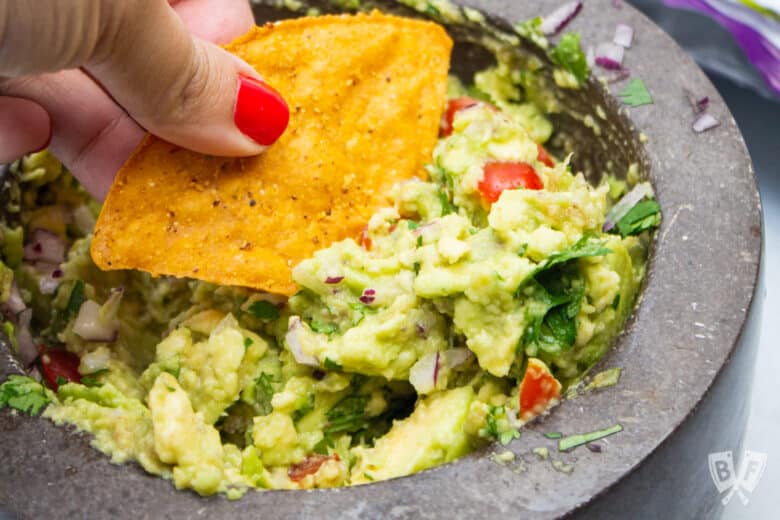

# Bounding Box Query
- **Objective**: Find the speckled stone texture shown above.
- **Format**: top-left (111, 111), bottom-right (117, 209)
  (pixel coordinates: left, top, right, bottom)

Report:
top-left (0, 1), bottom-right (762, 518)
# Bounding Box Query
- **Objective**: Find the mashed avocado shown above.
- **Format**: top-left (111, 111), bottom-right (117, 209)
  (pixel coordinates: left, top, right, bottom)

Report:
top-left (0, 57), bottom-right (657, 498)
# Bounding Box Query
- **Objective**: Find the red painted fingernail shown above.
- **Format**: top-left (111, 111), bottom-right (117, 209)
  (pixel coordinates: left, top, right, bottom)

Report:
top-left (234, 76), bottom-right (289, 147)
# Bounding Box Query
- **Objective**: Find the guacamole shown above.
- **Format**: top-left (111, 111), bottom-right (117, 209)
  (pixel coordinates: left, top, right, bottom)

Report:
top-left (0, 63), bottom-right (657, 498)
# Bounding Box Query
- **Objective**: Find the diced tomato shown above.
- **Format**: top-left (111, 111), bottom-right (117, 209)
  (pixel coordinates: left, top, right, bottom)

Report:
top-left (288, 453), bottom-right (340, 482)
top-left (440, 97), bottom-right (481, 137)
top-left (40, 348), bottom-right (81, 390)
top-left (478, 162), bottom-right (543, 203)
top-left (518, 358), bottom-right (561, 421)
top-left (536, 143), bottom-right (555, 168)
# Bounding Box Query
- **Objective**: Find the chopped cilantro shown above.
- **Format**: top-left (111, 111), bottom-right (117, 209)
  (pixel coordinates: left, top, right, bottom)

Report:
top-left (313, 433), bottom-right (335, 455)
top-left (292, 393), bottom-right (315, 422)
top-left (254, 373), bottom-right (275, 416)
top-left (535, 235), bottom-right (612, 276)
top-left (413, 261), bottom-right (421, 275)
top-left (416, 235), bottom-right (423, 248)
top-left (437, 190), bottom-right (454, 216)
top-left (558, 423), bottom-right (623, 451)
top-left (310, 320), bottom-right (339, 335)
top-left (324, 395), bottom-right (369, 435)
top-left (481, 405), bottom-right (520, 445)
top-left (80, 368), bottom-right (109, 388)
top-left (550, 33), bottom-right (589, 85)
top-left (407, 220), bottom-right (419, 230)
top-left (544, 431), bottom-right (563, 439)
top-left (247, 300), bottom-right (280, 320)
top-left (517, 243), bottom-right (528, 256)
top-left (613, 199), bottom-right (661, 237)
top-left (348, 302), bottom-right (377, 326)
top-left (56, 376), bottom-right (67, 387)
top-left (0, 375), bottom-right (51, 415)
top-left (65, 280), bottom-right (86, 317)
top-left (323, 358), bottom-right (342, 371)
top-left (611, 294), bottom-right (621, 310)
top-left (244, 337), bottom-right (254, 349)
top-left (618, 78), bottom-right (653, 107)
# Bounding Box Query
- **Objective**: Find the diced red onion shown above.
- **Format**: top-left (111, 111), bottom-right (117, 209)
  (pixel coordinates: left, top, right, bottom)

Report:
top-left (324, 276), bottom-right (344, 284)
top-left (359, 288), bottom-right (376, 304)
top-left (35, 262), bottom-right (61, 295)
top-left (286, 316), bottom-right (320, 367)
top-left (594, 42), bottom-right (625, 70)
top-left (693, 113), bottom-right (720, 133)
top-left (23, 228), bottom-right (65, 264)
top-left (603, 182), bottom-right (654, 232)
top-left (606, 69), bottom-right (631, 84)
top-left (442, 348), bottom-right (474, 368)
top-left (99, 287), bottom-right (124, 323)
top-left (16, 308), bottom-right (38, 365)
top-left (409, 352), bottom-right (440, 394)
top-left (73, 300), bottom-right (119, 342)
top-left (539, 1), bottom-right (583, 36)
top-left (4, 283), bottom-right (26, 315)
top-left (684, 90), bottom-right (710, 114)
top-left (613, 24), bottom-right (634, 48)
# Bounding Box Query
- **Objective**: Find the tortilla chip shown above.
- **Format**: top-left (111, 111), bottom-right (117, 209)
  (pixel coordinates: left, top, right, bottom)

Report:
top-left (91, 11), bottom-right (452, 295)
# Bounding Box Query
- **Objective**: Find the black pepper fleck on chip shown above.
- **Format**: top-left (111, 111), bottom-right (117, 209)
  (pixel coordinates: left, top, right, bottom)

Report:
top-left (249, 199), bottom-right (256, 207)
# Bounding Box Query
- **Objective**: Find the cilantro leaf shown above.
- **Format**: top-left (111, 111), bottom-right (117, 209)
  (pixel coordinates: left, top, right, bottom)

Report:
top-left (324, 395), bottom-right (369, 435)
top-left (247, 300), bottom-right (280, 321)
top-left (313, 433), bottom-right (335, 455)
top-left (254, 373), bottom-right (275, 416)
top-left (80, 368), bottom-right (109, 388)
top-left (618, 78), bottom-right (653, 107)
top-left (550, 33), bottom-right (589, 85)
top-left (310, 320), bottom-right (339, 335)
top-left (244, 337), bottom-right (254, 349)
top-left (544, 431), bottom-right (563, 439)
top-left (323, 358), bottom-right (342, 371)
top-left (65, 280), bottom-right (86, 317)
top-left (0, 375), bottom-right (51, 415)
top-left (292, 393), bottom-right (315, 422)
top-left (536, 235), bottom-right (612, 276)
top-left (614, 199), bottom-right (661, 237)
top-left (558, 423), bottom-right (623, 451)
top-left (438, 189), bottom-right (454, 216)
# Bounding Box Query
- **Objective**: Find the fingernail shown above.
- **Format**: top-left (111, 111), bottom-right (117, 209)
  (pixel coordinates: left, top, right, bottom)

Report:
top-left (234, 75), bottom-right (289, 147)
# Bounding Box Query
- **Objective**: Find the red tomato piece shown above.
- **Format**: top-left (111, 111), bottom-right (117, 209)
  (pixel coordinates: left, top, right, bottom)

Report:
top-left (478, 162), bottom-right (543, 203)
top-left (518, 358), bottom-right (561, 421)
top-left (536, 143), bottom-right (555, 168)
top-left (40, 348), bottom-right (81, 390)
top-left (288, 453), bottom-right (340, 482)
top-left (440, 97), bottom-right (481, 137)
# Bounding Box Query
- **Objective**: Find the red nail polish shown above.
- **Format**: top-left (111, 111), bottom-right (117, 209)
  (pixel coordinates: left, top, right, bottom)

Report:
top-left (234, 76), bottom-right (289, 147)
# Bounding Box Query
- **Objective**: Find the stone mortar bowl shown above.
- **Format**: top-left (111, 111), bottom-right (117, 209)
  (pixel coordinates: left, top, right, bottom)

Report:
top-left (0, 0), bottom-right (763, 518)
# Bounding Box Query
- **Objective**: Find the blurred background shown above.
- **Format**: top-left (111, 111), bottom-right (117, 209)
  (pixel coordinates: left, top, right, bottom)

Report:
top-left (627, 1), bottom-right (779, 518)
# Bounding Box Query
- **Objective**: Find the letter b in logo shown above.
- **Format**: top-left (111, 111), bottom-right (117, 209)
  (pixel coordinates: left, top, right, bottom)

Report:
top-left (715, 459), bottom-right (732, 483)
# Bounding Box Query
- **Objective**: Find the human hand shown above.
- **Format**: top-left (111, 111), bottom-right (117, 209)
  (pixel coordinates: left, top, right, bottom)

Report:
top-left (0, 0), bottom-right (289, 199)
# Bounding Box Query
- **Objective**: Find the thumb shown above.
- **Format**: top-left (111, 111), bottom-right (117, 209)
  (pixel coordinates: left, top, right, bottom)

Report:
top-left (87, 0), bottom-right (289, 154)
top-left (0, 0), bottom-right (289, 155)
